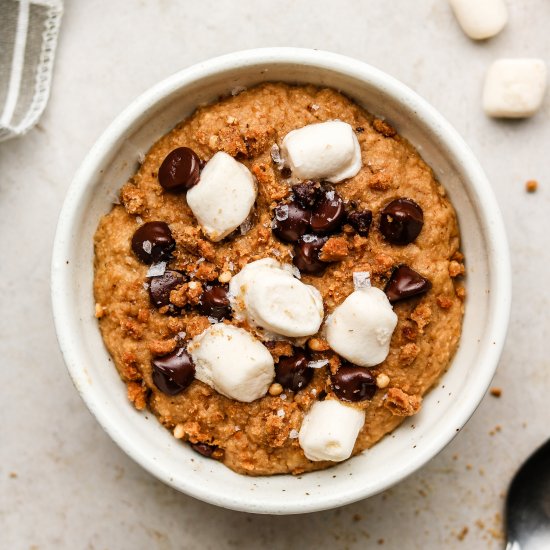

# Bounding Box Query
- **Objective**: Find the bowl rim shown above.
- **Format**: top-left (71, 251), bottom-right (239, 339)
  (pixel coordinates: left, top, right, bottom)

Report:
top-left (51, 47), bottom-right (511, 514)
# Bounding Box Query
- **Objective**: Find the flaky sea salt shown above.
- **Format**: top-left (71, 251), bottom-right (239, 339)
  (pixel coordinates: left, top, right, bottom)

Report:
top-left (288, 264), bottom-right (301, 279)
top-left (135, 216), bottom-right (143, 225)
top-left (142, 282), bottom-right (150, 291)
top-left (142, 240), bottom-right (152, 254)
top-left (240, 214), bottom-right (254, 235)
top-left (146, 261), bottom-right (166, 277)
top-left (177, 331), bottom-right (187, 341)
top-left (280, 394), bottom-right (287, 401)
top-left (302, 234), bottom-right (316, 243)
top-left (289, 429), bottom-right (299, 439)
top-left (208, 316), bottom-right (220, 324)
top-left (308, 359), bottom-right (329, 369)
top-left (277, 409), bottom-right (285, 418)
top-left (275, 204), bottom-right (289, 221)
top-left (137, 152), bottom-right (146, 164)
top-left (271, 143), bottom-right (284, 166)
top-left (353, 271), bottom-right (371, 290)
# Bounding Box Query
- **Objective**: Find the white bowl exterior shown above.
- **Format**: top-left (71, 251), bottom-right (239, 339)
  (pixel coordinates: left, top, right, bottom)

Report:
top-left (51, 48), bottom-right (511, 514)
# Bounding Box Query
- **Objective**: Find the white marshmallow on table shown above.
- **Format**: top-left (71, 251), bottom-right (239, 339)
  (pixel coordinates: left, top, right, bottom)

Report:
top-left (448, 0), bottom-right (507, 40)
top-left (188, 324), bottom-right (274, 402)
top-left (298, 399), bottom-right (365, 462)
top-left (186, 151), bottom-right (256, 242)
top-left (483, 59), bottom-right (547, 118)
top-left (229, 258), bottom-right (324, 338)
top-left (325, 286), bottom-right (397, 367)
top-left (280, 120), bottom-right (362, 183)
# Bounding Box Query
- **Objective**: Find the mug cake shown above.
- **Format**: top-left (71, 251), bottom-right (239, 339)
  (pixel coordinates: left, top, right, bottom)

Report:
top-left (93, 83), bottom-right (465, 475)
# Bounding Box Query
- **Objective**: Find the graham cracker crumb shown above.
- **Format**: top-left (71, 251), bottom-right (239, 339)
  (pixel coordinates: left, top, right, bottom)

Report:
top-left (410, 303), bottom-right (432, 333)
top-left (490, 387), bottom-right (502, 398)
top-left (400, 343), bottom-right (420, 366)
top-left (368, 172), bottom-right (394, 191)
top-left (265, 341), bottom-right (294, 361)
top-left (436, 295), bottom-right (453, 309)
top-left (127, 381), bottom-right (147, 410)
top-left (148, 338), bottom-right (177, 356)
top-left (449, 261), bottom-right (465, 278)
top-left (384, 388), bottom-right (422, 417)
top-left (170, 281), bottom-right (203, 308)
top-left (307, 337), bottom-right (330, 352)
top-left (319, 237), bottom-right (349, 262)
top-left (120, 183), bottom-right (146, 214)
top-left (194, 261), bottom-right (219, 281)
top-left (373, 118), bottom-right (397, 137)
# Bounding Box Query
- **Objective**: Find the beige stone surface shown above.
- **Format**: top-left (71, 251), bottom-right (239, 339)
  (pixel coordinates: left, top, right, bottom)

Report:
top-left (1, 0), bottom-right (549, 547)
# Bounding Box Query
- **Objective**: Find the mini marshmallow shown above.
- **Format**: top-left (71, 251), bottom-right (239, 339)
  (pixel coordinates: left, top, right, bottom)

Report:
top-left (229, 258), bottom-right (324, 338)
top-left (483, 59), bottom-right (547, 118)
top-left (298, 399), bottom-right (365, 462)
top-left (280, 120), bottom-right (362, 183)
top-left (325, 287), bottom-right (397, 367)
top-left (189, 324), bottom-right (274, 402)
top-left (186, 152), bottom-right (256, 241)
top-left (448, 0), bottom-right (507, 40)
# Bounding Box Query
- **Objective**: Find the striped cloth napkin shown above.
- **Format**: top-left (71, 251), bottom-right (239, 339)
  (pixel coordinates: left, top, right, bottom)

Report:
top-left (0, 0), bottom-right (63, 142)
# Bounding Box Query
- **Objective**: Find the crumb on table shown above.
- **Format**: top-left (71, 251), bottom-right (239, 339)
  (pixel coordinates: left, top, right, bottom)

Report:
top-left (525, 179), bottom-right (538, 193)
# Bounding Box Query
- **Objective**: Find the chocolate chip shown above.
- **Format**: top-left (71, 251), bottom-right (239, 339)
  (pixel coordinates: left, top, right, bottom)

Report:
top-left (198, 285), bottom-right (231, 320)
top-left (275, 348), bottom-right (313, 392)
top-left (272, 202), bottom-right (311, 243)
top-left (347, 209), bottom-right (373, 237)
top-left (292, 181), bottom-right (322, 209)
top-left (310, 189), bottom-right (345, 234)
top-left (384, 264), bottom-right (432, 303)
top-left (293, 234), bottom-right (328, 275)
top-left (379, 198), bottom-right (423, 245)
top-left (149, 270), bottom-right (184, 308)
top-left (151, 347), bottom-right (195, 395)
top-left (131, 221), bottom-right (175, 264)
top-left (317, 389), bottom-right (327, 401)
top-left (331, 364), bottom-right (377, 402)
top-left (190, 442), bottom-right (217, 458)
top-left (158, 147), bottom-right (201, 191)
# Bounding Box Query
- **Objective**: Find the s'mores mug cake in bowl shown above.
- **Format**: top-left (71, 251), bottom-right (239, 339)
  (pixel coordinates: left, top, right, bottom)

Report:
top-left (52, 48), bottom-right (511, 514)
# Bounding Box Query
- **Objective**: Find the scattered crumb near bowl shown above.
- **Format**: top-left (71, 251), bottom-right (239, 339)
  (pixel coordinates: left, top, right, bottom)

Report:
top-left (525, 179), bottom-right (538, 193)
top-left (488, 424), bottom-right (502, 436)
top-left (489, 387), bottom-right (502, 398)
top-left (456, 526), bottom-right (469, 541)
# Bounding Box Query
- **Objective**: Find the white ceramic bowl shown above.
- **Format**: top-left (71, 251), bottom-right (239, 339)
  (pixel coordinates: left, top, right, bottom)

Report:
top-left (51, 48), bottom-right (511, 514)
